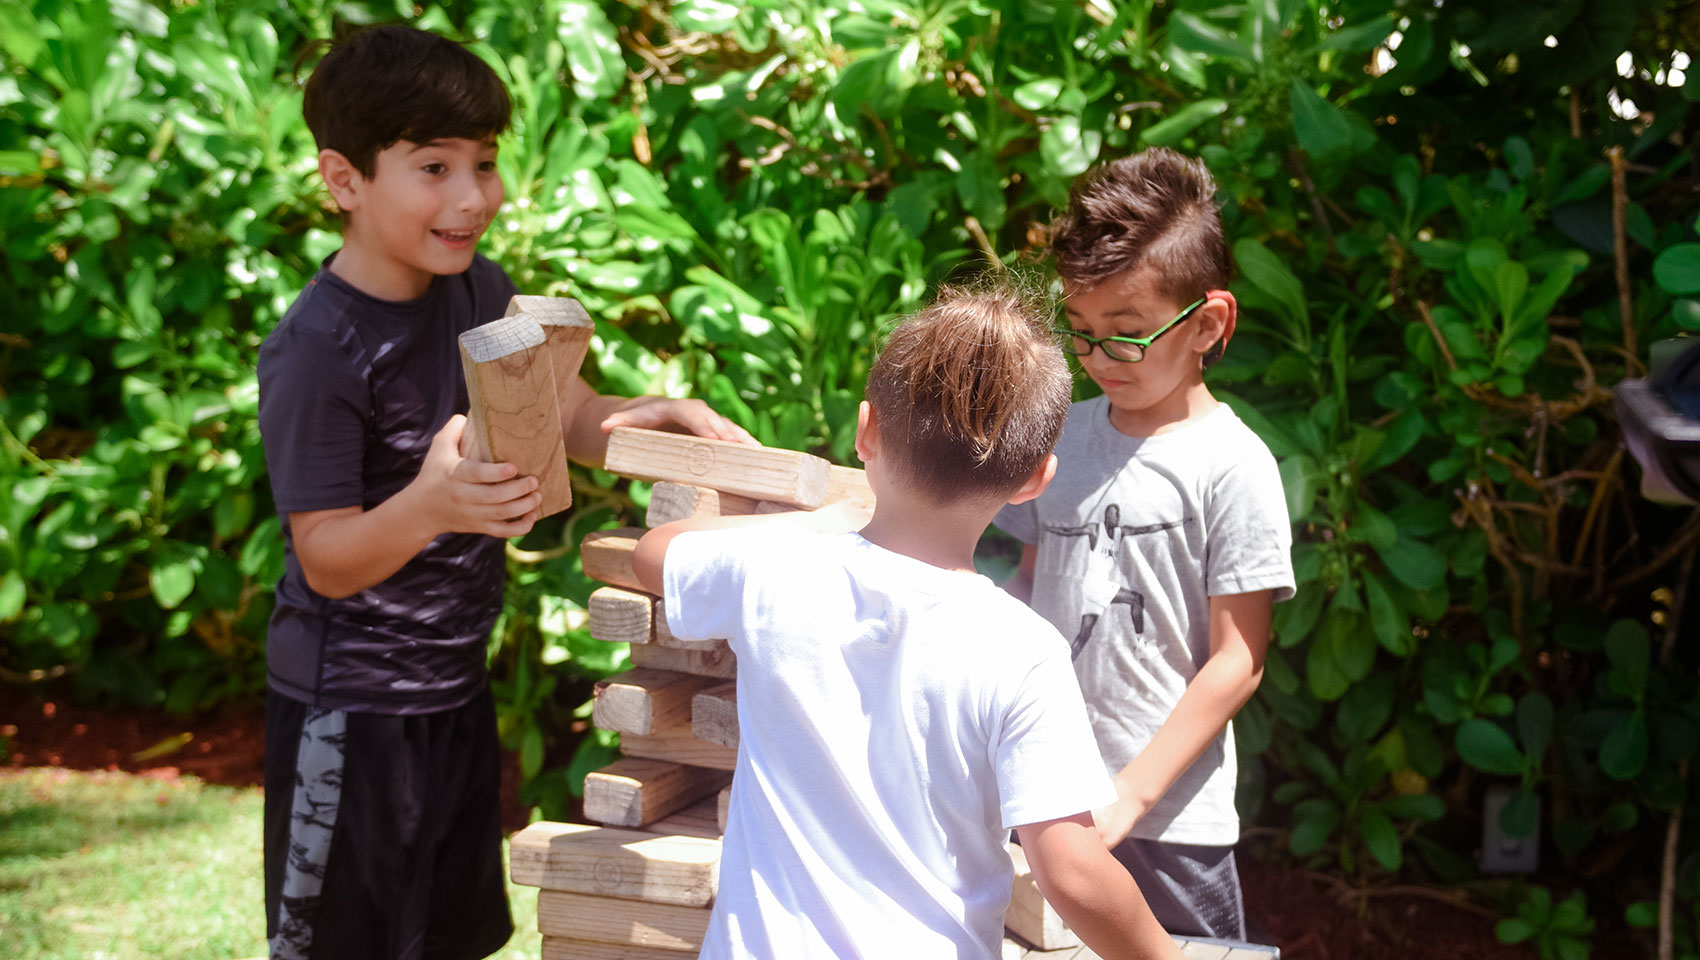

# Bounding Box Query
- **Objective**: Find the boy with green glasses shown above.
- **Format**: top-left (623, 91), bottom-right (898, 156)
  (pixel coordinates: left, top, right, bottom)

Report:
top-left (991, 148), bottom-right (1295, 941)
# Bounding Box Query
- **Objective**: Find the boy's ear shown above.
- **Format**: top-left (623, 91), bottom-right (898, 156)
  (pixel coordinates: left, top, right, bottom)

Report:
top-left (318, 149), bottom-right (363, 214)
top-left (1199, 289), bottom-right (1237, 355)
top-left (1007, 453), bottom-right (1057, 506)
top-left (854, 400), bottom-right (878, 463)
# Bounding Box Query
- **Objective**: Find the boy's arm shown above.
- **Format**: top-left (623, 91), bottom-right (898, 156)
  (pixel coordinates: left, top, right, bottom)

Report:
top-left (558, 377), bottom-right (756, 468)
top-left (1015, 813), bottom-right (1182, 960)
top-left (1094, 589), bottom-right (1273, 847)
top-left (291, 415), bottom-right (541, 599)
top-left (631, 501), bottom-right (872, 595)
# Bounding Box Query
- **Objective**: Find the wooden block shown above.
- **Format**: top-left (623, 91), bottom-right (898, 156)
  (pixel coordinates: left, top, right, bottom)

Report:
top-left (1005, 842), bottom-right (1080, 950)
top-left (583, 756), bottom-right (732, 828)
top-left (605, 427), bottom-right (831, 508)
top-left (1175, 942), bottom-right (1231, 959)
top-left (827, 464), bottom-right (874, 505)
top-left (538, 890), bottom-right (710, 950)
top-left (588, 586), bottom-right (656, 646)
top-left (630, 638), bottom-right (736, 680)
top-left (509, 821), bottom-right (720, 906)
top-left (649, 796), bottom-right (723, 840)
top-left (459, 314), bottom-right (573, 517)
top-left (646, 482), bottom-right (760, 527)
top-left (653, 602), bottom-right (725, 652)
top-left (621, 726), bottom-right (737, 771)
top-left (581, 527), bottom-right (645, 592)
top-left (541, 936), bottom-right (700, 960)
top-left (505, 295), bottom-right (594, 418)
top-left (594, 667), bottom-right (719, 736)
top-left (691, 682), bottom-right (738, 750)
top-left (716, 785), bottom-right (730, 833)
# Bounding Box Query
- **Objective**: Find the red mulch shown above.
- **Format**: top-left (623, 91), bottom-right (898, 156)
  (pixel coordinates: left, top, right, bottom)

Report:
top-left (0, 685), bottom-right (1652, 960)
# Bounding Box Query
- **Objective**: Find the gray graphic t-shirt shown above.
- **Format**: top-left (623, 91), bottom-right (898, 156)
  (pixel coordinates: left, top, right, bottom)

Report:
top-left (995, 397), bottom-right (1294, 845)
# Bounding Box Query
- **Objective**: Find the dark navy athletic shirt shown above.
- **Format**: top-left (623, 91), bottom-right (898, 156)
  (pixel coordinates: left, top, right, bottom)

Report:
top-left (257, 254), bottom-right (518, 714)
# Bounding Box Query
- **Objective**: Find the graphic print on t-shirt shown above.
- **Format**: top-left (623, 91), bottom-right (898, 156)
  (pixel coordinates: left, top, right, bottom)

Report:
top-left (1043, 503), bottom-right (1192, 660)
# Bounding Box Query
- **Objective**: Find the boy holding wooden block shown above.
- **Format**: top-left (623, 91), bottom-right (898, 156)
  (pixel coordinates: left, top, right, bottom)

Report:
top-left (254, 24), bottom-right (748, 960)
top-left (632, 284), bottom-right (1181, 960)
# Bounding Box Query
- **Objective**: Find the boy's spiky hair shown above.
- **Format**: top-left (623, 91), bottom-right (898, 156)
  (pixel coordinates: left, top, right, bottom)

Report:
top-left (300, 24), bottom-right (511, 178)
top-left (1047, 148), bottom-right (1233, 364)
top-left (864, 278), bottom-right (1072, 503)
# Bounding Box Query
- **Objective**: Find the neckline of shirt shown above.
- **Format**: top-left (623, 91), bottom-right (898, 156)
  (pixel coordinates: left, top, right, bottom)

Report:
top-left (316, 251), bottom-right (449, 314)
top-left (1090, 395), bottom-right (1234, 449)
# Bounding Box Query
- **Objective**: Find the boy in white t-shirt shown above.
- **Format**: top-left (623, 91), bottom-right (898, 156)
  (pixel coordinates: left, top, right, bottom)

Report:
top-left (993, 148), bottom-right (1296, 940)
top-left (633, 284), bottom-right (1181, 960)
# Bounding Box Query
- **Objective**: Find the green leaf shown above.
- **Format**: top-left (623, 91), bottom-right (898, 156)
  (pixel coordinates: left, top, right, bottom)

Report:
top-left (1289, 799), bottom-right (1340, 855)
top-left (1516, 692), bottom-right (1554, 760)
top-left (1012, 78), bottom-right (1064, 111)
top-left (1362, 571), bottom-right (1411, 655)
top-left (1289, 79), bottom-right (1367, 158)
top-left (0, 570), bottom-right (25, 622)
top-left (1604, 619), bottom-right (1650, 700)
top-left (1600, 713), bottom-right (1648, 779)
top-left (1139, 99), bottom-right (1228, 147)
top-left (1358, 806), bottom-right (1401, 870)
top-left (149, 542), bottom-right (200, 610)
top-left (1278, 455), bottom-right (1315, 520)
top-left (1456, 718), bottom-right (1525, 775)
top-left (1500, 788), bottom-right (1539, 839)
top-left (1337, 672), bottom-right (1396, 742)
top-left (1041, 115), bottom-right (1103, 178)
top-left (1652, 243), bottom-right (1700, 295)
top-left (1373, 535), bottom-right (1446, 591)
top-left (1233, 238), bottom-right (1308, 322)
top-left (1496, 918), bottom-right (1538, 944)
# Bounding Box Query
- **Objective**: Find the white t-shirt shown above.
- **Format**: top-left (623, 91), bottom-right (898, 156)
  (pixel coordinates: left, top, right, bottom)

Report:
top-left (995, 398), bottom-right (1295, 846)
top-left (664, 525), bottom-right (1116, 960)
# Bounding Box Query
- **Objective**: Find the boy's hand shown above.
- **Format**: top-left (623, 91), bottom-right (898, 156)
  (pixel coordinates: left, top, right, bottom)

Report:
top-left (1092, 773), bottom-right (1153, 848)
top-left (599, 397), bottom-right (757, 445)
top-left (415, 415), bottom-right (542, 538)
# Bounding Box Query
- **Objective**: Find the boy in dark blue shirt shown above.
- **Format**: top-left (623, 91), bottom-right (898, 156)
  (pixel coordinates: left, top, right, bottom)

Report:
top-left (257, 24), bottom-right (749, 960)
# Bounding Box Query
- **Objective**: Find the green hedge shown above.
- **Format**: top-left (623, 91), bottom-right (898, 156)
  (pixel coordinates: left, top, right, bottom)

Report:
top-left (4, 0), bottom-right (1699, 951)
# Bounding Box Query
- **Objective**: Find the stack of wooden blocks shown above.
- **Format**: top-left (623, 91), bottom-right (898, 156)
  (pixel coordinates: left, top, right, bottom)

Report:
top-left (466, 296), bottom-right (1272, 959)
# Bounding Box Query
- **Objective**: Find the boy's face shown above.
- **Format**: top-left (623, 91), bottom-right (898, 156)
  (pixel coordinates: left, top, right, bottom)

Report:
top-left (325, 136), bottom-right (503, 297)
top-left (1061, 267), bottom-right (1227, 418)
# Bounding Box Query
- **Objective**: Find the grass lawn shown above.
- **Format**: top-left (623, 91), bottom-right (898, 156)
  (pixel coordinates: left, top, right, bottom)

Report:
top-left (0, 768), bottom-right (540, 960)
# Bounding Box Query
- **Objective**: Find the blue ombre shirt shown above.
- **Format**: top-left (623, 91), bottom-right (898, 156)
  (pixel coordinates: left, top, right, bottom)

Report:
top-left (257, 254), bottom-right (516, 713)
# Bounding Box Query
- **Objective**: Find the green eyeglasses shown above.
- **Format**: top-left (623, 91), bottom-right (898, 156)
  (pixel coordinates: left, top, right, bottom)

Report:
top-left (1058, 296), bottom-right (1207, 363)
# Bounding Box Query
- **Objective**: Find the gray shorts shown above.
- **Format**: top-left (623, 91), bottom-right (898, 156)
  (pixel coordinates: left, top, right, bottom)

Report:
top-left (1111, 837), bottom-right (1244, 940)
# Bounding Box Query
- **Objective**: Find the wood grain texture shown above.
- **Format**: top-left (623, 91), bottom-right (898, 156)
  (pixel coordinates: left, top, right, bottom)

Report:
top-left (593, 667), bottom-right (719, 736)
top-left (583, 756), bottom-right (732, 828)
top-left (691, 681), bottom-right (738, 750)
top-left (581, 527), bottom-right (645, 592)
top-left (587, 586), bottom-right (656, 646)
top-left (459, 313), bottom-right (573, 516)
top-left (826, 464), bottom-right (875, 505)
top-left (629, 638), bottom-right (736, 679)
top-left (536, 890), bottom-right (710, 950)
top-left (645, 482), bottom-right (760, 527)
top-left (716, 784), bottom-right (730, 833)
top-left (620, 726), bottom-right (738, 771)
top-left (605, 427), bottom-right (831, 507)
top-left (648, 797), bottom-right (723, 840)
top-left (504, 295), bottom-right (593, 423)
top-left (508, 821), bottom-right (720, 906)
top-left (541, 937), bottom-right (701, 960)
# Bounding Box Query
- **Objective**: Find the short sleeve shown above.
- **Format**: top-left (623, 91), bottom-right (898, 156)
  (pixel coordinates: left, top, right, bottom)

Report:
top-left (258, 328), bottom-right (369, 513)
top-left (1204, 444), bottom-right (1296, 602)
top-left (662, 528), bottom-right (757, 646)
top-left (992, 499), bottom-right (1039, 544)
top-left (993, 646), bottom-right (1117, 829)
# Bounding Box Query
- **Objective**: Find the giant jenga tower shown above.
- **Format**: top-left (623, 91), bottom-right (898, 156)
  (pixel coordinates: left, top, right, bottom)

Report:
top-left (501, 421), bottom-right (1103, 958)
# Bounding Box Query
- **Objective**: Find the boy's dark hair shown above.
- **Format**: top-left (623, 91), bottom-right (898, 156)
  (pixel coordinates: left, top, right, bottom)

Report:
top-left (1048, 148), bottom-right (1233, 365)
top-left (301, 25), bottom-right (511, 178)
top-left (865, 281), bottom-right (1071, 503)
